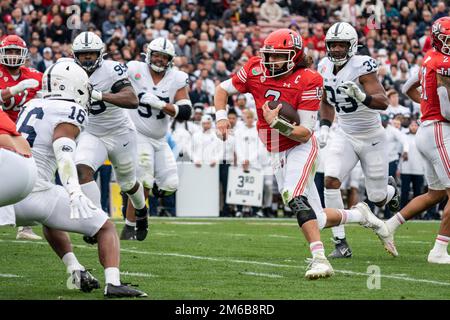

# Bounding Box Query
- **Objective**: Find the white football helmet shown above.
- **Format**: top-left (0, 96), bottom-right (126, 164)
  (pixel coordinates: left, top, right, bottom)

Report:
top-left (41, 60), bottom-right (91, 108)
top-left (325, 22), bottom-right (358, 66)
top-left (145, 37), bottom-right (176, 73)
top-left (72, 31), bottom-right (105, 72)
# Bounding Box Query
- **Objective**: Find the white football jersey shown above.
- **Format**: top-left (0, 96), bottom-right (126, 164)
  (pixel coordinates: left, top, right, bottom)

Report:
top-left (87, 60), bottom-right (135, 136)
top-left (16, 99), bottom-right (87, 191)
top-left (318, 55), bottom-right (382, 135)
top-left (127, 61), bottom-right (189, 140)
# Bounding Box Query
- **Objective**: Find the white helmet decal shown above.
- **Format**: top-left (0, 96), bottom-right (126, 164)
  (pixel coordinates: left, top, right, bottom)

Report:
top-left (41, 59), bottom-right (91, 108)
top-left (325, 22), bottom-right (358, 66)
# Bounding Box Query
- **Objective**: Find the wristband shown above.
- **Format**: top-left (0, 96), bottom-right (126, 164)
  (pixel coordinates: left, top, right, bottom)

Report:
top-left (319, 119), bottom-right (332, 127)
top-left (362, 95), bottom-right (373, 107)
top-left (270, 116), bottom-right (294, 136)
top-left (215, 109), bottom-right (228, 122)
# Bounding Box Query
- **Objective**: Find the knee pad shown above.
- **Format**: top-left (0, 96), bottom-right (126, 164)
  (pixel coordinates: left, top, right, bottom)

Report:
top-left (151, 183), bottom-right (176, 198)
top-left (119, 179), bottom-right (137, 193)
top-left (288, 196), bottom-right (317, 227)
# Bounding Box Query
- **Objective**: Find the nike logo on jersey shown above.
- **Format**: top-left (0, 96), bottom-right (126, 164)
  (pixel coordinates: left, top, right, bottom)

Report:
top-left (372, 141), bottom-right (380, 146)
top-left (123, 142), bottom-right (129, 147)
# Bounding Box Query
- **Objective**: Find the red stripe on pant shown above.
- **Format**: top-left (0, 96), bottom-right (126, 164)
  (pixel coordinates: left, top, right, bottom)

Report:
top-left (434, 123), bottom-right (450, 179)
top-left (293, 136), bottom-right (319, 198)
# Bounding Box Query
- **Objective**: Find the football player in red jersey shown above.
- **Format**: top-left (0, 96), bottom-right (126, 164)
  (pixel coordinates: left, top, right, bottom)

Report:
top-left (215, 29), bottom-right (388, 279)
top-left (0, 35), bottom-right (42, 239)
top-left (0, 109), bottom-right (37, 225)
top-left (0, 35), bottom-right (42, 123)
top-left (384, 17), bottom-right (450, 263)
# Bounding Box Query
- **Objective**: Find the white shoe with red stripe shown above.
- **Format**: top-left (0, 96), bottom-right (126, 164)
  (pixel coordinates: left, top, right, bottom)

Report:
top-left (427, 250), bottom-right (450, 264)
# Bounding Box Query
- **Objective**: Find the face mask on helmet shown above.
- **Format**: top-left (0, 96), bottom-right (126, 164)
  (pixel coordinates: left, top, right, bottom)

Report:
top-left (326, 41), bottom-right (351, 66)
top-left (260, 49), bottom-right (296, 78)
top-left (147, 51), bottom-right (173, 73)
top-left (0, 47), bottom-right (28, 67)
top-left (74, 51), bottom-right (102, 72)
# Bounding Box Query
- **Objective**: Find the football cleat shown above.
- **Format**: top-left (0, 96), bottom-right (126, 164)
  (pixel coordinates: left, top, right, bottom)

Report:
top-left (305, 256), bottom-right (334, 280)
top-left (135, 206), bottom-right (148, 241)
top-left (328, 237), bottom-right (353, 259)
top-left (120, 224), bottom-right (136, 240)
top-left (83, 235), bottom-right (98, 245)
top-left (16, 227), bottom-right (42, 240)
top-left (379, 224), bottom-right (398, 257)
top-left (104, 283), bottom-right (148, 298)
top-left (355, 202), bottom-right (389, 238)
top-left (387, 176), bottom-right (401, 213)
top-left (427, 250), bottom-right (450, 264)
top-left (67, 269), bottom-right (100, 293)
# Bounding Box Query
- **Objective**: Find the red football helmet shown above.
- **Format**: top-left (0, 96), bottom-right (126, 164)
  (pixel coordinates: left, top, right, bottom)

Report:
top-left (260, 28), bottom-right (304, 78)
top-left (431, 16), bottom-right (450, 55)
top-left (0, 35), bottom-right (28, 67)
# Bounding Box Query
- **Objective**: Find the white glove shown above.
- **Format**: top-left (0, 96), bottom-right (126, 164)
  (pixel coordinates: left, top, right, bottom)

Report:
top-left (318, 125), bottom-right (330, 148)
top-left (339, 81), bottom-right (366, 102)
top-left (9, 79), bottom-right (39, 95)
top-left (91, 89), bottom-right (103, 101)
top-left (140, 92), bottom-right (166, 110)
top-left (68, 189), bottom-right (101, 219)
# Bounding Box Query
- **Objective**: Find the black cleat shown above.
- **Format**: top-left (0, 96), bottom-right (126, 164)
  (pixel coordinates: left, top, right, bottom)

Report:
top-left (83, 235), bottom-right (98, 245)
top-left (120, 224), bottom-right (136, 240)
top-left (328, 237), bottom-right (353, 259)
top-left (387, 176), bottom-right (401, 213)
top-left (135, 206), bottom-right (148, 241)
top-left (68, 269), bottom-right (100, 293)
top-left (104, 283), bottom-right (148, 298)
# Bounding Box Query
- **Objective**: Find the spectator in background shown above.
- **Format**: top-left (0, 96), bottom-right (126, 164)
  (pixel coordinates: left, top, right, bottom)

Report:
top-left (386, 89), bottom-right (411, 118)
top-left (192, 115), bottom-right (220, 167)
top-left (260, 0), bottom-right (283, 23)
top-left (92, 0), bottom-right (110, 30)
top-left (102, 11), bottom-right (127, 43)
top-left (174, 34), bottom-right (191, 60)
top-left (11, 7), bottom-right (30, 42)
top-left (340, 0), bottom-right (362, 26)
top-left (399, 120), bottom-right (425, 210)
top-left (433, 1), bottom-right (448, 21)
top-left (37, 47), bottom-right (53, 72)
top-left (48, 14), bottom-right (69, 44)
top-left (190, 78), bottom-right (211, 106)
top-left (28, 45), bottom-right (43, 69)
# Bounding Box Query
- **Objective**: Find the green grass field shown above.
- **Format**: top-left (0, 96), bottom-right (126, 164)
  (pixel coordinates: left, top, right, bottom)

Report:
top-left (0, 217), bottom-right (449, 300)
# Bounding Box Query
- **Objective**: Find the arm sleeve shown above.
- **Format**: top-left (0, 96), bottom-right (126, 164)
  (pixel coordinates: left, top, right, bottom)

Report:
top-left (402, 71), bottom-right (419, 95)
top-left (297, 72), bottom-right (323, 111)
top-left (297, 109), bottom-right (318, 133)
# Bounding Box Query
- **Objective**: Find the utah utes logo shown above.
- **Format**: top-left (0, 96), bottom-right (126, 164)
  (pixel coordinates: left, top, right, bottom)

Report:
top-left (290, 33), bottom-right (302, 49)
top-left (432, 23), bottom-right (441, 34)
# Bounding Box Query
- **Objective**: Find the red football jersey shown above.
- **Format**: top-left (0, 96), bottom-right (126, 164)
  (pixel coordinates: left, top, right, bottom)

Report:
top-left (0, 109), bottom-right (19, 136)
top-left (232, 56), bottom-right (323, 152)
top-left (420, 49), bottom-right (450, 122)
top-left (0, 64), bottom-right (43, 123)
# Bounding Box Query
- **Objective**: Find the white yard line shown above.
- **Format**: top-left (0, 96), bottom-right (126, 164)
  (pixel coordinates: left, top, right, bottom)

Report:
top-left (120, 271), bottom-right (157, 278)
top-left (0, 273), bottom-right (22, 278)
top-left (241, 272), bottom-right (283, 278)
top-left (1, 239), bottom-right (450, 288)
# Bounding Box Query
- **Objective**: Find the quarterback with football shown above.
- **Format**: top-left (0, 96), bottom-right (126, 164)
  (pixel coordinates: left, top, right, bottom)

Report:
top-left (124, 37), bottom-right (192, 237)
top-left (318, 22), bottom-right (399, 258)
top-left (215, 29), bottom-right (389, 279)
top-left (383, 17), bottom-right (450, 263)
top-left (71, 32), bottom-right (149, 242)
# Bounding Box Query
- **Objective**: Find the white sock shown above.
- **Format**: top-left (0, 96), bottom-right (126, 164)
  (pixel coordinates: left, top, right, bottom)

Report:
top-left (127, 183), bottom-right (146, 210)
top-left (432, 235), bottom-right (450, 254)
top-left (62, 252), bottom-right (84, 274)
top-left (385, 185), bottom-right (396, 204)
top-left (386, 213), bottom-right (406, 232)
top-left (81, 181), bottom-right (102, 208)
top-left (339, 208), bottom-right (363, 224)
top-left (310, 241), bottom-right (325, 258)
top-left (125, 219), bottom-right (136, 227)
top-left (325, 188), bottom-right (346, 239)
top-left (105, 267), bottom-right (121, 286)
